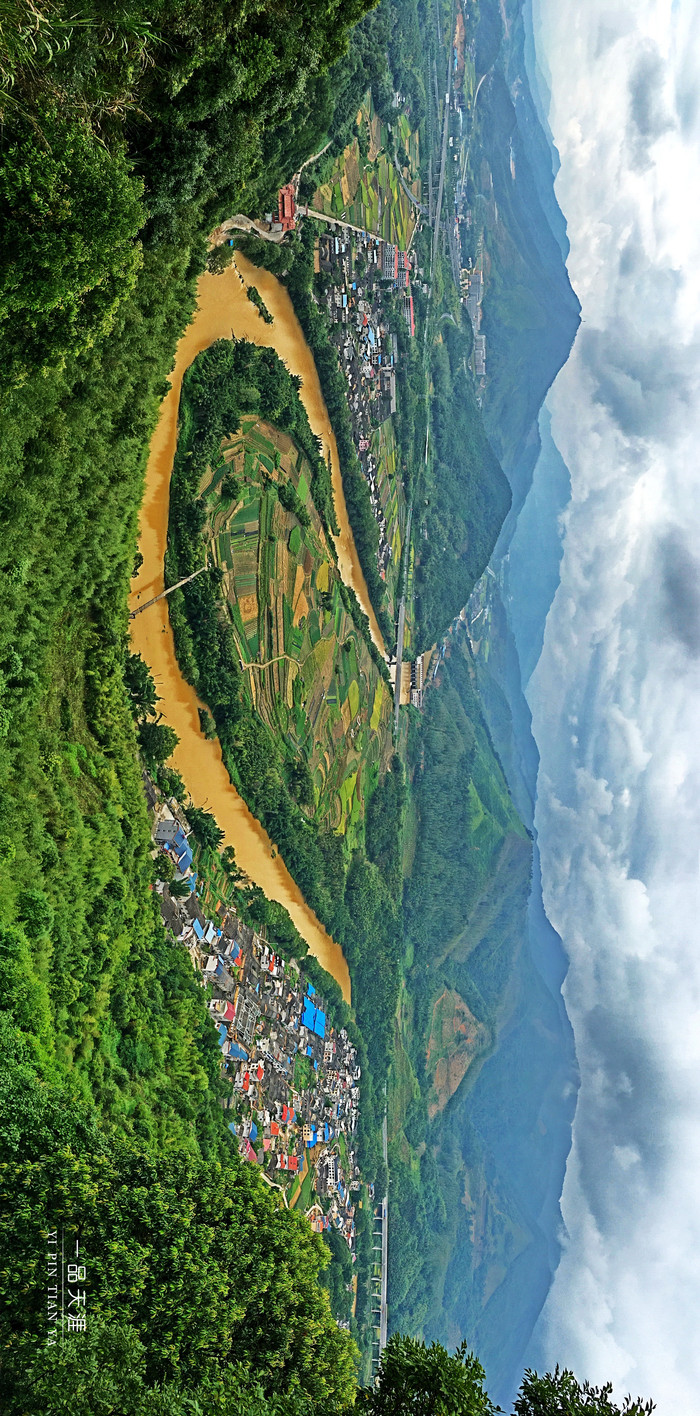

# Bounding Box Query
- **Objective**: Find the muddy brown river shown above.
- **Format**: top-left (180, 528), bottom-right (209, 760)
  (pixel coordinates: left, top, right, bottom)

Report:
top-left (128, 252), bottom-right (388, 1001)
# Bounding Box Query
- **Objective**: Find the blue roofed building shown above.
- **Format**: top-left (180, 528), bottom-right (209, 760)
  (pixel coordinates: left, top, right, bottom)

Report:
top-left (301, 995), bottom-right (326, 1038)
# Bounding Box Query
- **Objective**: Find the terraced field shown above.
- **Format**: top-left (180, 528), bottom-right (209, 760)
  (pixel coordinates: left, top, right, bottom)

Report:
top-left (312, 92), bottom-right (421, 250)
top-left (202, 416), bottom-right (393, 843)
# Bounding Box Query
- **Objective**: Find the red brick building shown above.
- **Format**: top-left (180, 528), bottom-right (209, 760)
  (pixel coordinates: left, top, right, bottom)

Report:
top-left (278, 183), bottom-right (296, 232)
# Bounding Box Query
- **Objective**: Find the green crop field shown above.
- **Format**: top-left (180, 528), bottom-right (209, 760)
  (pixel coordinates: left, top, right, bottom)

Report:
top-left (312, 92), bottom-right (420, 250)
top-left (371, 418), bottom-right (406, 620)
top-left (201, 417), bottom-right (393, 840)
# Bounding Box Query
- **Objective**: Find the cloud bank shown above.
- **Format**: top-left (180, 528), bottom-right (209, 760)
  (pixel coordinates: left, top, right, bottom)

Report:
top-left (525, 1), bottom-right (700, 1410)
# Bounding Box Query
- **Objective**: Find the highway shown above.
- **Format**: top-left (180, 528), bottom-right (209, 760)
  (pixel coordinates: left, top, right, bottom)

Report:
top-left (371, 1110), bottom-right (389, 1375)
top-left (380, 1109), bottom-right (388, 1351)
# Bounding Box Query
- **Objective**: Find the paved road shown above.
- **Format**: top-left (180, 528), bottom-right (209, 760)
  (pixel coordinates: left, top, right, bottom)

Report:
top-left (379, 1111), bottom-right (389, 1355)
top-left (298, 204), bottom-right (379, 241)
top-left (393, 151), bottom-right (428, 216)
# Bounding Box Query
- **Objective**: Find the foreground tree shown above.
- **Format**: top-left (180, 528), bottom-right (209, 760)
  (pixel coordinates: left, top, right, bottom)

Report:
top-left (514, 1368), bottom-right (655, 1416)
top-left (186, 804), bottom-right (225, 851)
top-left (358, 1340), bottom-right (655, 1416)
top-left (0, 1056), bottom-right (357, 1410)
top-left (356, 1335), bottom-right (495, 1416)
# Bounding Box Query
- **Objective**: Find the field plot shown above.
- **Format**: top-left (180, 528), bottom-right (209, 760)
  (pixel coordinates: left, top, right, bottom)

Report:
top-left (312, 92), bottom-right (420, 250)
top-left (202, 416), bottom-right (393, 842)
top-left (370, 418), bottom-right (406, 616)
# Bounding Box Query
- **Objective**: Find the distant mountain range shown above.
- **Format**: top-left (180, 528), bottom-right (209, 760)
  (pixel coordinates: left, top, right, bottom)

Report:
top-left (442, 0), bottom-right (582, 1404)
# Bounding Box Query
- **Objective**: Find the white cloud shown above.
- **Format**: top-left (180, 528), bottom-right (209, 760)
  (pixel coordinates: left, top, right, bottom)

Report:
top-left (525, 0), bottom-right (700, 1410)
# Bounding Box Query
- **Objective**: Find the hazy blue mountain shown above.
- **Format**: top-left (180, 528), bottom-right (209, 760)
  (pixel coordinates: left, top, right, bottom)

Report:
top-left (474, 0), bottom-right (580, 477)
top-left (441, 0), bottom-right (581, 1401)
top-left (505, 405), bottom-right (571, 686)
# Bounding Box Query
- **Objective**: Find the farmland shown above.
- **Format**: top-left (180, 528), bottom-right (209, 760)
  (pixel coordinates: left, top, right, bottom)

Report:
top-left (202, 416), bottom-right (393, 845)
top-left (312, 92), bottom-right (421, 250)
top-left (370, 417), bottom-right (410, 632)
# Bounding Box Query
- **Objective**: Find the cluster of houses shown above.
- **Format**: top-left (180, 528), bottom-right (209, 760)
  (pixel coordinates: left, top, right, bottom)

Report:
top-left (317, 229), bottom-right (414, 580)
top-left (149, 788), bottom-right (362, 1254)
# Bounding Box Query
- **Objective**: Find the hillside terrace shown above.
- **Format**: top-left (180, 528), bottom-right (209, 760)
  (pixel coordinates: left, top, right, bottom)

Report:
top-left (148, 781), bottom-right (361, 1249)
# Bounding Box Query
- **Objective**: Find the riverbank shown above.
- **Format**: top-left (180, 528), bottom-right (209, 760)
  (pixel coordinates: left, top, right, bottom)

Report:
top-left (129, 256), bottom-right (368, 1000)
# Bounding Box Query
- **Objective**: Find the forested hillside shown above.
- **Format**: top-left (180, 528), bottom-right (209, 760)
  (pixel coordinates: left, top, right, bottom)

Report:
top-left (0, 1), bottom-right (385, 1407)
top-left (388, 625), bottom-right (536, 1372)
top-left (468, 0), bottom-right (580, 477)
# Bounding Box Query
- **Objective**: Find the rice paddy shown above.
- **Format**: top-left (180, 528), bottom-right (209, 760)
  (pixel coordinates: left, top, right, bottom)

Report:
top-left (201, 416), bottom-right (393, 843)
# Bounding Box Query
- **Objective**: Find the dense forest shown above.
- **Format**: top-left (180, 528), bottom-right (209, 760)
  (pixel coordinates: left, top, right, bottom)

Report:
top-left (0, 0), bottom-right (390, 1406)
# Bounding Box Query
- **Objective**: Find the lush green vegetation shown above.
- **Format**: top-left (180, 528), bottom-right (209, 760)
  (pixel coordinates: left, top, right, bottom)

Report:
top-left (195, 411), bottom-right (393, 841)
top-left (246, 283), bottom-right (274, 324)
top-left (0, 0), bottom-right (404, 1405)
top-left (0, 1035), bottom-right (357, 1410)
top-left (0, 0), bottom-right (580, 1404)
top-left (387, 627), bottom-right (534, 1351)
top-left (414, 316), bottom-right (512, 649)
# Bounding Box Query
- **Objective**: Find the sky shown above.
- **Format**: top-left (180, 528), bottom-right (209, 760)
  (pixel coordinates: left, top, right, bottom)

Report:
top-left (525, 0), bottom-right (700, 1410)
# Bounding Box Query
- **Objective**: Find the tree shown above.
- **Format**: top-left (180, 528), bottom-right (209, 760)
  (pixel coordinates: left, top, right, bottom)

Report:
top-left (186, 805), bottom-right (225, 852)
top-left (357, 1336), bottom-right (495, 1416)
top-left (138, 720), bottom-right (179, 766)
top-left (154, 854), bottom-right (175, 884)
top-left (125, 652), bottom-right (159, 718)
top-left (0, 1061), bottom-right (358, 1407)
top-left (168, 878), bottom-right (192, 900)
top-left (514, 1369), bottom-right (655, 1416)
top-left (198, 707), bottom-right (217, 739)
top-left (0, 113), bottom-right (144, 383)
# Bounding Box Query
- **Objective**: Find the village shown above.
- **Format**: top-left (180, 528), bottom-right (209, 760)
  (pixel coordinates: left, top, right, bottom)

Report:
top-left (147, 782), bottom-right (365, 1260)
top-left (317, 227), bottom-right (415, 590)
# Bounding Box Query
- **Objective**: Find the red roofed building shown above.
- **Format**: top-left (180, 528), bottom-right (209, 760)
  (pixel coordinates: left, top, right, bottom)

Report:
top-left (256, 1063), bottom-right (264, 1082)
top-left (270, 1120), bottom-right (280, 1136)
top-left (244, 1141), bottom-right (258, 1164)
top-left (242, 1071), bottom-right (250, 1093)
top-left (278, 183), bottom-right (296, 232)
top-left (288, 1156), bottom-right (299, 1172)
top-left (282, 1104), bottom-right (289, 1122)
